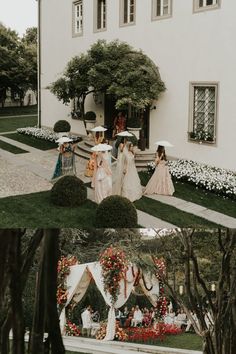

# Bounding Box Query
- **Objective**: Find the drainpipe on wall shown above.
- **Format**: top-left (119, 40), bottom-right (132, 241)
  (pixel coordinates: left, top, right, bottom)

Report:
top-left (37, 0), bottom-right (41, 128)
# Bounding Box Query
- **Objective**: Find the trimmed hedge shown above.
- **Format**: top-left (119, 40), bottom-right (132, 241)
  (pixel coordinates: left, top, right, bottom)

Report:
top-left (51, 175), bottom-right (87, 207)
top-left (95, 195), bottom-right (138, 227)
top-left (84, 111), bottom-right (96, 121)
top-left (53, 120), bottom-right (71, 133)
top-left (115, 133), bottom-right (138, 148)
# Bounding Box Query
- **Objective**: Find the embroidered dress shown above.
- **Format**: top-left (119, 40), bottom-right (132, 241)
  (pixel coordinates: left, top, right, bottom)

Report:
top-left (93, 153), bottom-right (112, 204)
top-left (144, 157), bottom-right (175, 196)
top-left (121, 150), bottom-right (142, 202)
top-left (52, 144), bottom-right (76, 180)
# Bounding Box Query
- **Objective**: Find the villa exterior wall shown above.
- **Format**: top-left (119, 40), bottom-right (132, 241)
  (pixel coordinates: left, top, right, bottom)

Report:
top-left (41, 0), bottom-right (236, 170)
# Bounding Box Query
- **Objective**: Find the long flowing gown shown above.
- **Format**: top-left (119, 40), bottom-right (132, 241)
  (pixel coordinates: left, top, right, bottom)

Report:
top-left (144, 158), bottom-right (175, 196)
top-left (52, 144), bottom-right (76, 180)
top-left (93, 154), bottom-right (112, 204)
top-left (113, 144), bottom-right (126, 195)
top-left (121, 150), bottom-right (142, 202)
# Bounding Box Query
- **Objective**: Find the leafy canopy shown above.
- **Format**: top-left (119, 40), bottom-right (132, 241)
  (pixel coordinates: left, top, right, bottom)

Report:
top-left (49, 40), bottom-right (166, 111)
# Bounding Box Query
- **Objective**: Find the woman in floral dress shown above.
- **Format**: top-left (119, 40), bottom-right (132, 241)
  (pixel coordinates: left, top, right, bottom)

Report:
top-left (52, 142), bottom-right (76, 180)
top-left (144, 145), bottom-right (174, 196)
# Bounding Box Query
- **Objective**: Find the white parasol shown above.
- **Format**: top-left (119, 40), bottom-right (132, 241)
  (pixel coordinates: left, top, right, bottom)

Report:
top-left (90, 126), bottom-right (107, 132)
top-left (116, 131), bottom-right (133, 137)
top-left (55, 137), bottom-right (73, 143)
top-left (91, 143), bottom-right (113, 152)
top-left (154, 140), bottom-right (174, 147)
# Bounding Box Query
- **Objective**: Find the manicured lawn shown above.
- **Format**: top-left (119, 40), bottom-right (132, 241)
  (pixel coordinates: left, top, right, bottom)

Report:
top-left (0, 104), bottom-right (37, 116)
top-left (0, 139), bottom-right (29, 154)
top-left (157, 333), bottom-right (202, 351)
top-left (135, 196), bottom-right (220, 227)
top-left (0, 115), bottom-right (37, 132)
top-left (139, 171), bottom-right (236, 219)
top-left (3, 133), bottom-right (57, 150)
top-left (0, 191), bottom-right (97, 228)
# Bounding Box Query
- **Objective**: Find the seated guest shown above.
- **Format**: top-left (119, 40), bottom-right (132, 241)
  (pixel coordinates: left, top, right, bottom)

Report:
top-left (175, 308), bottom-right (187, 329)
top-left (131, 306), bottom-right (143, 327)
top-left (142, 310), bottom-right (152, 327)
top-left (119, 306), bottom-right (129, 327)
top-left (81, 306), bottom-right (92, 337)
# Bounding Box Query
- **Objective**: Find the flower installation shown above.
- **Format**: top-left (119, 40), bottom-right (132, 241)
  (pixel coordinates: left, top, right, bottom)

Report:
top-left (147, 159), bottom-right (236, 200)
top-left (96, 321), bottom-right (128, 341)
top-left (65, 320), bottom-right (81, 336)
top-left (57, 255), bottom-right (79, 309)
top-left (99, 246), bottom-right (128, 304)
top-left (17, 127), bottom-right (82, 143)
top-left (153, 257), bottom-right (167, 320)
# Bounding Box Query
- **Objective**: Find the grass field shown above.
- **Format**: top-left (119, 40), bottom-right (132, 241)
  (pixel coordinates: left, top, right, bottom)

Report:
top-left (139, 171), bottom-right (236, 219)
top-left (0, 139), bottom-right (29, 154)
top-left (3, 132), bottom-right (57, 150)
top-left (0, 105), bottom-right (37, 116)
top-left (0, 191), bottom-right (97, 228)
top-left (0, 116), bottom-right (37, 133)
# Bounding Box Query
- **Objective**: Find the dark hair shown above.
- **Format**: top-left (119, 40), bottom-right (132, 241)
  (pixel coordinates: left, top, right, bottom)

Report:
top-left (157, 145), bottom-right (166, 160)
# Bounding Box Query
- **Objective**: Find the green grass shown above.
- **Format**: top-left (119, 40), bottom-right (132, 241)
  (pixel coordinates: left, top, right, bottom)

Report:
top-left (157, 333), bottom-right (202, 351)
top-left (139, 171), bottom-right (236, 219)
top-left (0, 191), bottom-right (97, 228)
top-left (0, 104), bottom-right (37, 116)
top-left (3, 133), bottom-right (57, 150)
top-left (0, 139), bottom-right (29, 154)
top-left (0, 115), bottom-right (37, 132)
top-left (135, 196), bottom-right (220, 227)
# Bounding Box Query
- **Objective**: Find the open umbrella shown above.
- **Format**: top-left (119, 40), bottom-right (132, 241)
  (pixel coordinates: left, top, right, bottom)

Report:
top-left (116, 131), bottom-right (133, 137)
top-left (55, 137), bottom-right (73, 144)
top-left (91, 143), bottom-right (112, 152)
top-left (154, 140), bottom-right (174, 147)
top-left (90, 126), bottom-right (107, 132)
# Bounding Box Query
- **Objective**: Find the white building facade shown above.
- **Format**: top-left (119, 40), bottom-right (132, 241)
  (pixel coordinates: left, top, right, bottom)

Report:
top-left (40, 0), bottom-right (236, 171)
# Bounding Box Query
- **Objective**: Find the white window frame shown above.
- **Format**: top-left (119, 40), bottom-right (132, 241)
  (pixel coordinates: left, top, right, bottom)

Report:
top-left (120, 0), bottom-right (136, 27)
top-left (73, 0), bottom-right (83, 37)
top-left (188, 82), bottom-right (218, 145)
top-left (193, 0), bottom-right (220, 13)
top-left (152, 0), bottom-right (172, 20)
top-left (94, 0), bottom-right (107, 32)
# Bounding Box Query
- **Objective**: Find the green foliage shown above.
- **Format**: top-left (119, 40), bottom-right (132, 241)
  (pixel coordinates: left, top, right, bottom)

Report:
top-left (53, 119), bottom-right (71, 132)
top-left (95, 195), bottom-right (138, 228)
top-left (115, 133), bottom-right (138, 148)
top-left (49, 39), bottom-right (165, 115)
top-left (0, 24), bottom-right (37, 107)
top-left (84, 111), bottom-right (96, 121)
top-left (51, 176), bottom-right (87, 207)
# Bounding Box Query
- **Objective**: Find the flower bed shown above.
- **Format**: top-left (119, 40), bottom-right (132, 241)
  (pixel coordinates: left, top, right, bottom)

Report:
top-left (96, 321), bottom-right (128, 341)
top-left (65, 320), bottom-right (81, 336)
top-left (16, 126), bottom-right (82, 143)
top-left (127, 323), bottom-right (182, 344)
top-left (147, 159), bottom-right (236, 200)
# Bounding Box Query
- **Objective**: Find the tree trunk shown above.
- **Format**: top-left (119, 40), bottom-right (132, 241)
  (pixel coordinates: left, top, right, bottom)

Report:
top-left (44, 229), bottom-right (65, 354)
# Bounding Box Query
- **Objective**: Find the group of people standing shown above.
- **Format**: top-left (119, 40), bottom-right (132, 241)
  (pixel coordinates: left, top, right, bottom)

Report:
top-left (90, 137), bottom-right (175, 205)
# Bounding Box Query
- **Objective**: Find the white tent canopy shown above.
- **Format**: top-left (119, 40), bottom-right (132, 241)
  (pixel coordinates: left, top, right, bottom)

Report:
top-left (60, 261), bottom-right (159, 341)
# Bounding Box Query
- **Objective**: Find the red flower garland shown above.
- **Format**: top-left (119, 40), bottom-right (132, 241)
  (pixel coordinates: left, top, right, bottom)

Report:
top-left (57, 255), bottom-right (79, 308)
top-left (100, 246), bottom-right (128, 305)
top-left (65, 320), bottom-right (81, 336)
top-left (153, 257), bottom-right (167, 320)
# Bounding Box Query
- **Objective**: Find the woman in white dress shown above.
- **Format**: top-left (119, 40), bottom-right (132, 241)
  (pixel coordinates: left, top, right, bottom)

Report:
top-left (144, 145), bottom-right (175, 196)
top-left (121, 142), bottom-right (142, 202)
top-left (113, 138), bottom-right (127, 195)
top-left (92, 152), bottom-right (112, 204)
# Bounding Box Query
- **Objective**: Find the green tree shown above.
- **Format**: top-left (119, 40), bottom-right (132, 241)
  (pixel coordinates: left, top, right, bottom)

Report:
top-left (49, 39), bottom-right (165, 118)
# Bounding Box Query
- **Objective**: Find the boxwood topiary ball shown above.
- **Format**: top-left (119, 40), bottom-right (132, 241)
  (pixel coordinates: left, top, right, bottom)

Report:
top-left (53, 120), bottom-right (71, 133)
top-left (95, 195), bottom-right (138, 228)
top-left (51, 175), bottom-right (87, 207)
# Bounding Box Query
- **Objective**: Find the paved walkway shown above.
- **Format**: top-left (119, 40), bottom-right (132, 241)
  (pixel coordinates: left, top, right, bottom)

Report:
top-left (0, 134), bottom-right (236, 228)
top-left (63, 336), bottom-right (202, 354)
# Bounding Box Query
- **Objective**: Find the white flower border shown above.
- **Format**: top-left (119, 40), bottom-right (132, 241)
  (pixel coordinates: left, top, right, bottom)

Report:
top-left (147, 159), bottom-right (236, 199)
top-left (17, 127), bottom-right (81, 143)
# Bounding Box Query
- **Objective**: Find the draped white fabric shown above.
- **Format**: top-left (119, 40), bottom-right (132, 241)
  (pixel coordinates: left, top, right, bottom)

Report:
top-left (59, 262), bottom-right (159, 340)
top-left (139, 272), bottom-right (160, 307)
top-left (59, 263), bottom-right (91, 332)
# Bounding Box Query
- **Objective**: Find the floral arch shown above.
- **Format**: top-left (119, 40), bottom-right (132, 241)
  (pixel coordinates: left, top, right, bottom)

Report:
top-left (58, 253), bottom-right (161, 341)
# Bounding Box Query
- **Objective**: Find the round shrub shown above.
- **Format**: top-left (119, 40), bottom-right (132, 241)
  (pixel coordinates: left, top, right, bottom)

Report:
top-left (53, 120), bottom-right (71, 133)
top-left (115, 133), bottom-right (138, 148)
top-left (51, 175), bottom-right (87, 207)
top-left (84, 111), bottom-right (96, 121)
top-left (95, 195), bottom-right (138, 228)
